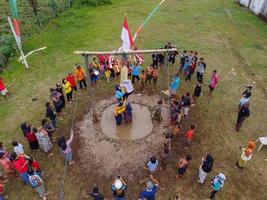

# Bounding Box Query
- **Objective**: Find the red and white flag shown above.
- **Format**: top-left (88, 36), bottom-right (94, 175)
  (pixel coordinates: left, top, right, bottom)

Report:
top-left (121, 16), bottom-right (134, 52)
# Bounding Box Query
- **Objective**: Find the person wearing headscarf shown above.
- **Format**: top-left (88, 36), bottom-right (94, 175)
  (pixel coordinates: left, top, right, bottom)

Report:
top-left (21, 123), bottom-right (32, 137)
top-left (198, 154), bottom-right (214, 184)
top-left (237, 140), bottom-right (256, 169)
top-left (210, 173), bottom-right (226, 199)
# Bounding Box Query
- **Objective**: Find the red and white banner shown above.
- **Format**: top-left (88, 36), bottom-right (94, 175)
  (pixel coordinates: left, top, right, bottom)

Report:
top-left (121, 16), bottom-right (134, 52)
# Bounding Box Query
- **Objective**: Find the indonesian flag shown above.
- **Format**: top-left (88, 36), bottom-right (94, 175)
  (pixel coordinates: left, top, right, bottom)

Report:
top-left (121, 16), bottom-right (134, 52)
top-left (8, 0), bottom-right (22, 50)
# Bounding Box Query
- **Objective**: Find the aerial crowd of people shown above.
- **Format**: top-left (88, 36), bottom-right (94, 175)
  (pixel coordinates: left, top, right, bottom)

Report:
top-left (0, 42), bottom-right (257, 200)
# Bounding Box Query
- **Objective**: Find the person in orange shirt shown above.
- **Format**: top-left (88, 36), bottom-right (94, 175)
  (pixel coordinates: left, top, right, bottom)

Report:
top-left (74, 64), bottom-right (87, 89)
top-left (185, 125), bottom-right (195, 147)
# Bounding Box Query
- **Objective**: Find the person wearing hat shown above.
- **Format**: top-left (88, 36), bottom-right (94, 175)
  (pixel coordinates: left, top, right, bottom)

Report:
top-left (111, 176), bottom-right (127, 200)
top-left (139, 175), bottom-right (159, 200)
top-left (209, 173), bottom-right (226, 199)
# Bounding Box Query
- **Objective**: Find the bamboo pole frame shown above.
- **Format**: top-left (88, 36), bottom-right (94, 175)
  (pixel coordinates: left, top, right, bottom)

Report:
top-left (74, 48), bottom-right (178, 56)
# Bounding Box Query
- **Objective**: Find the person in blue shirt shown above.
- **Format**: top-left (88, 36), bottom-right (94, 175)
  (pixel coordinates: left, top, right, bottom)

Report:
top-left (139, 175), bottom-right (159, 200)
top-left (170, 74), bottom-right (180, 96)
top-left (115, 85), bottom-right (123, 103)
top-left (131, 64), bottom-right (142, 84)
top-left (210, 173), bottom-right (226, 199)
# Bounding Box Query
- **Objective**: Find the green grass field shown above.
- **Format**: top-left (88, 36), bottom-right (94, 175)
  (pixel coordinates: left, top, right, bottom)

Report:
top-left (0, 0), bottom-right (267, 199)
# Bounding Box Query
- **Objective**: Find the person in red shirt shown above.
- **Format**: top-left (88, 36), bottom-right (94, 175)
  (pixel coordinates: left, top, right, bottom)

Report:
top-left (0, 77), bottom-right (9, 99)
top-left (11, 153), bottom-right (29, 184)
top-left (66, 72), bottom-right (77, 91)
top-left (185, 125), bottom-right (195, 148)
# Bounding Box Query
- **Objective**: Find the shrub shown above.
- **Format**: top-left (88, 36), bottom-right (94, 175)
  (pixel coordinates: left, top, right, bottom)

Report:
top-left (0, 35), bottom-right (16, 70)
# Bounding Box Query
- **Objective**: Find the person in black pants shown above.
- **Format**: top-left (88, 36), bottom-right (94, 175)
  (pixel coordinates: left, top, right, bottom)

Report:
top-left (236, 103), bottom-right (250, 132)
top-left (45, 102), bottom-right (57, 128)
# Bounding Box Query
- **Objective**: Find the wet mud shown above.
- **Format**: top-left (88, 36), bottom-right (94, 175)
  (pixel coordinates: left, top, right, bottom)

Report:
top-left (75, 94), bottom-right (169, 177)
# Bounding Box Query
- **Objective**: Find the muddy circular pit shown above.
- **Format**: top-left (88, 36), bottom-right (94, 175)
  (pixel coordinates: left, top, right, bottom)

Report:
top-left (100, 103), bottom-right (153, 140)
top-left (76, 94), bottom-right (168, 177)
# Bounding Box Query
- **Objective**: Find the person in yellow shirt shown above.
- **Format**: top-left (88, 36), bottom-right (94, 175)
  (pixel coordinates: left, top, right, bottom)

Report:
top-left (74, 64), bottom-right (87, 89)
top-left (105, 68), bottom-right (111, 83)
top-left (62, 79), bottom-right (73, 102)
top-left (114, 101), bottom-right (126, 126)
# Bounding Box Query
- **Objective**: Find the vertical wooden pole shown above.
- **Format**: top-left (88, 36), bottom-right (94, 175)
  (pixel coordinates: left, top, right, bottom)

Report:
top-left (83, 54), bottom-right (93, 109)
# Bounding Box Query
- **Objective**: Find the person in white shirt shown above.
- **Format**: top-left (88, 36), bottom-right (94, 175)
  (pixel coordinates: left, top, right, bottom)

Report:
top-left (11, 141), bottom-right (24, 155)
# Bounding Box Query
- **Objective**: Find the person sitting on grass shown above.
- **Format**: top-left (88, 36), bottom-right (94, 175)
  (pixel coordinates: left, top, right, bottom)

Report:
top-left (176, 154), bottom-right (192, 180)
top-left (57, 130), bottom-right (74, 166)
top-left (28, 168), bottom-right (49, 200)
top-left (139, 175), bottom-right (159, 200)
top-left (146, 156), bottom-right (159, 174)
top-left (111, 176), bottom-right (127, 200)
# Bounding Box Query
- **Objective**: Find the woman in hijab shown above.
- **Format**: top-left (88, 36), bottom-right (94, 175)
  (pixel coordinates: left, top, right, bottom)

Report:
top-left (198, 154), bottom-right (214, 184)
top-left (237, 140), bottom-right (256, 169)
top-left (21, 122), bottom-right (31, 137)
top-left (33, 127), bottom-right (52, 153)
top-left (210, 173), bottom-right (226, 199)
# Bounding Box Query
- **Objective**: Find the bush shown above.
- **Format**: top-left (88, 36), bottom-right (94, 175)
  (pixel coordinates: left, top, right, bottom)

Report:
top-left (77, 0), bottom-right (112, 6)
top-left (0, 35), bottom-right (16, 70)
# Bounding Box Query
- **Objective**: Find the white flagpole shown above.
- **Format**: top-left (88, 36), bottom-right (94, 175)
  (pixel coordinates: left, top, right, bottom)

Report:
top-left (7, 16), bottom-right (29, 69)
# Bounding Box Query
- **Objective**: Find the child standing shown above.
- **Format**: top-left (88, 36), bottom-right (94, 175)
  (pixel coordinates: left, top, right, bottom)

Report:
top-left (176, 155), bottom-right (192, 179)
top-left (105, 68), bottom-right (111, 83)
top-left (185, 125), bottom-right (195, 148)
top-left (140, 70), bottom-right (147, 91)
top-left (146, 156), bottom-right (159, 173)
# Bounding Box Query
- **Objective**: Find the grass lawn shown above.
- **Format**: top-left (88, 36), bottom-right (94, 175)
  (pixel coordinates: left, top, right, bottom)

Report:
top-left (0, 0), bottom-right (267, 199)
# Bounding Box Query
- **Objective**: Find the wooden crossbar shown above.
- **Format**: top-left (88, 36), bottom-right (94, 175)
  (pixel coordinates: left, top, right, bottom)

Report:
top-left (74, 48), bottom-right (178, 56)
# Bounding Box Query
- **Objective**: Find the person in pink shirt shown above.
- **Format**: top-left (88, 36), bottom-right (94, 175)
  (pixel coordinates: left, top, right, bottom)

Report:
top-left (208, 70), bottom-right (219, 96)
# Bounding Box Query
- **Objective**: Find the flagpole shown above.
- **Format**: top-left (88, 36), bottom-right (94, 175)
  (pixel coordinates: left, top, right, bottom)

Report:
top-left (7, 17), bottom-right (29, 69)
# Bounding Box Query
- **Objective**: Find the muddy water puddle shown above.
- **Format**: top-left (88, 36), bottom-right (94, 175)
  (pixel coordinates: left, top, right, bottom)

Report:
top-left (76, 94), bottom-right (168, 177)
top-left (101, 103), bottom-right (153, 140)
